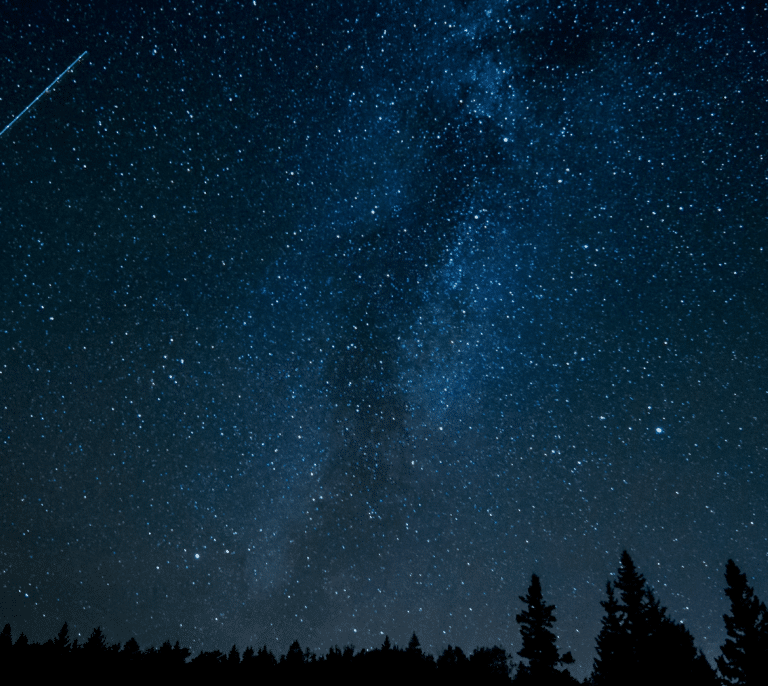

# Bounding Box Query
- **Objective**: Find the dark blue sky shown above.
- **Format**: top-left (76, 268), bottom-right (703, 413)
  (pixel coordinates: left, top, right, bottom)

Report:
top-left (1, 1), bottom-right (766, 679)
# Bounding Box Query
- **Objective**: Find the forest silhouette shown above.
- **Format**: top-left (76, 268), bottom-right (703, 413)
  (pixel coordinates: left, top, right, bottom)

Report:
top-left (2, 553), bottom-right (766, 684)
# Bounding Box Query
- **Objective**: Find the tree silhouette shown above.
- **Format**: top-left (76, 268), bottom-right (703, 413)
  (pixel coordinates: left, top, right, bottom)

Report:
top-left (83, 626), bottom-right (107, 653)
top-left (437, 643), bottom-right (469, 674)
top-left (241, 645), bottom-right (255, 668)
top-left (53, 622), bottom-right (70, 654)
top-left (9, 552), bottom-right (763, 685)
top-left (515, 574), bottom-right (574, 684)
top-left (120, 636), bottom-right (141, 673)
top-left (79, 627), bottom-right (110, 674)
top-left (0, 623), bottom-right (12, 660)
top-left (407, 632), bottom-right (421, 654)
top-left (254, 643), bottom-right (277, 675)
top-left (281, 639), bottom-right (306, 674)
top-left (107, 639), bottom-right (121, 658)
top-left (14, 631), bottom-right (29, 661)
top-left (653, 615), bottom-right (718, 685)
top-left (148, 638), bottom-right (189, 675)
top-left (403, 632), bottom-right (436, 680)
top-left (172, 640), bottom-right (191, 664)
top-left (591, 551), bottom-right (716, 685)
top-left (592, 581), bottom-right (623, 682)
top-left (227, 643), bottom-right (240, 666)
top-left (190, 647), bottom-right (225, 676)
top-left (471, 646), bottom-right (512, 684)
top-left (717, 559), bottom-right (768, 684)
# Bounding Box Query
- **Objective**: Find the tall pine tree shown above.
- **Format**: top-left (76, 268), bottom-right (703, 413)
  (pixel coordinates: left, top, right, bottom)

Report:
top-left (717, 559), bottom-right (768, 685)
top-left (591, 551), bottom-right (716, 686)
top-left (592, 581), bottom-right (623, 683)
top-left (0, 623), bottom-right (12, 657)
top-left (53, 623), bottom-right (70, 654)
top-left (515, 574), bottom-right (575, 684)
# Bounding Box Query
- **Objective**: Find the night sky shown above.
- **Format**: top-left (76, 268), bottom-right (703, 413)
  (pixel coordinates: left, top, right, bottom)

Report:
top-left (1, 1), bottom-right (766, 679)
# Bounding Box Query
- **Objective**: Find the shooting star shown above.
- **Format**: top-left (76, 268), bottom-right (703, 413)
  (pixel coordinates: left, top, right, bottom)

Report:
top-left (0, 51), bottom-right (88, 139)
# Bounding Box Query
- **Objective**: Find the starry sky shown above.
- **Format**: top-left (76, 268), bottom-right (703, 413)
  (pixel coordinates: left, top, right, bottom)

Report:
top-left (1, 1), bottom-right (766, 678)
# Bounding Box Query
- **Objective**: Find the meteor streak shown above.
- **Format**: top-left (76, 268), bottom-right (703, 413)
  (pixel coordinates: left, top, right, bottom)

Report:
top-left (0, 51), bottom-right (88, 139)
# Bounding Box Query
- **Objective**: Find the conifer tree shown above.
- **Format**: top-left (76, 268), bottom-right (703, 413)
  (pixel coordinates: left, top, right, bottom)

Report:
top-left (405, 632), bottom-right (436, 676)
top-left (190, 648), bottom-right (225, 673)
top-left (471, 645), bottom-right (512, 684)
top-left (152, 639), bottom-right (183, 675)
top-left (437, 644), bottom-right (469, 671)
top-left (118, 636), bottom-right (140, 675)
top-left (592, 581), bottom-right (622, 683)
top-left (283, 639), bottom-right (305, 671)
top-left (47, 623), bottom-right (71, 669)
top-left (0, 623), bottom-right (12, 656)
top-left (255, 644), bottom-right (277, 672)
top-left (158, 640), bottom-right (173, 661)
top-left (591, 551), bottom-right (716, 685)
top-left (515, 574), bottom-right (574, 684)
top-left (406, 631), bottom-right (423, 671)
top-left (172, 640), bottom-right (191, 664)
top-left (80, 626), bottom-right (110, 674)
top-left (407, 632), bottom-right (422, 654)
top-left (717, 559), bottom-right (768, 685)
top-left (53, 623), bottom-right (70, 654)
top-left (241, 645), bottom-right (255, 666)
top-left (227, 643), bottom-right (240, 665)
top-left (121, 636), bottom-right (141, 663)
top-left (83, 626), bottom-right (107, 654)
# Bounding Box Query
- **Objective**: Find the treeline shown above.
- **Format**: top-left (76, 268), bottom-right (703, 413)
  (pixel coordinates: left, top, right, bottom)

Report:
top-left (1, 552), bottom-right (766, 684)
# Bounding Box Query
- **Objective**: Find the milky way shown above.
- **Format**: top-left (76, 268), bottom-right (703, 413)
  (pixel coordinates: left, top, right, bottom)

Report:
top-left (1, 2), bottom-right (766, 679)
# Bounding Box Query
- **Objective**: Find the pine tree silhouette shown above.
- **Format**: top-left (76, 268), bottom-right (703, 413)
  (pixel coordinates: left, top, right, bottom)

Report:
top-left (470, 646), bottom-right (512, 685)
top-left (407, 632), bottom-right (421, 654)
top-left (241, 645), bottom-right (256, 668)
top-left (107, 638), bottom-right (121, 664)
top-left (190, 647), bottom-right (225, 675)
top-left (83, 626), bottom-right (107, 653)
top-left (717, 559), bottom-right (768, 684)
top-left (80, 627), bottom-right (109, 674)
top-left (0, 623), bottom-right (12, 661)
top-left (404, 632), bottom-right (436, 679)
top-left (592, 581), bottom-right (622, 682)
top-left (223, 643), bottom-right (240, 677)
top-left (227, 643), bottom-right (240, 664)
top-left (14, 631), bottom-right (29, 659)
top-left (53, 622), bottom-right (70, 654)
top-left (118, 636), bottom-right (141, 676)
top-left (282, 639), bottom-right (305, 674)
top-left (591, 551), bottom-right (716, 686)
top-left (254, 643), bottom-right (277, 674)
top-left (437, 644), bottom-right (469, 672)
top-left (515, 574), bottom-right (574, 684)
top-left (149, 638), bottom-right (186, 676)
top-left (173, 640), bottom-right (191, 665)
